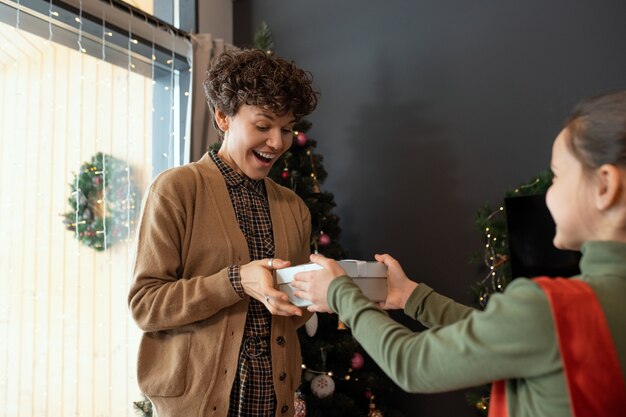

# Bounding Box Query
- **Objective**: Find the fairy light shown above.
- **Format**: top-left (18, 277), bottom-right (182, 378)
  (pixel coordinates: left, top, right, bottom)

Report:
top-left (306, 149), bottom-right (321, 193)
top-left (74, 2), bottom-right (85, 414)
top-left (2, 4), bottom-right (22, 412)
top-left (168, 29), bottom-right (176, 166)
top-left (476, 175), bottom-right (548, 306)
top-left (477, 206), bottom-right (507, 306)
top-left (15, 0), bottom-right (20, 29)
top-left (76, 0), bottom-right (84, 53)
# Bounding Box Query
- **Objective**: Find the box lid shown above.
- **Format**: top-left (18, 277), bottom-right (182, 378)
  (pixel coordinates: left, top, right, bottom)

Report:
top-left (275, 260), bottom-right (387, 285)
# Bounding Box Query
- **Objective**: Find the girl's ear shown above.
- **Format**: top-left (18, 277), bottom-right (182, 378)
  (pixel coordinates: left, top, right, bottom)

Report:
top-left (595, 164), bottom-right (623, 210)
top-left (214, 108), bottom-right (229, 133)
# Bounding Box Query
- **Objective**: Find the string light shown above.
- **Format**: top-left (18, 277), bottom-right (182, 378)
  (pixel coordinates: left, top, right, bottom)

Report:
top-left (476, 174), bottom-right (550, 306)
top-left (15, 0), bottom-right (20, 29)
top-left (168, 29), bottom-right (176, 166)
top-left (306, 149), bottom-right (321, 193)
top-left (74, 2), bottom-right (86, 415)
top-left (125, 10), bottom-right (134, 411)
top-left (301, 363), bottom-right (357, 381)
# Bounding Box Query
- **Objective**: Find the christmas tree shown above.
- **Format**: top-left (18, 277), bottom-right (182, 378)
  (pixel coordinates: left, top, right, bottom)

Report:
top-left (255, 21), bottom-right (403, 417)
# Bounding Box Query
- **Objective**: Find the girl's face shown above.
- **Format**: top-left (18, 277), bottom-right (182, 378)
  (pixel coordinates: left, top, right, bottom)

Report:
top-left (216, 104), bottom-right (295, 180)
top-left (546, 129), bottom-right (596, 250)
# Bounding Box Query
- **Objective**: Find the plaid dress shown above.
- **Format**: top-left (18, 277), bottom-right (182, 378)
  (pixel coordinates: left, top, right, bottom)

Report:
top-left (210, 151), bottom-right (277, 417)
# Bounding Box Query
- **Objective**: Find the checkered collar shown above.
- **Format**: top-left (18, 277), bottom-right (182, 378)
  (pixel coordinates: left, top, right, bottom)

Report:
top-left (209, 150), bottom-right (265, 195)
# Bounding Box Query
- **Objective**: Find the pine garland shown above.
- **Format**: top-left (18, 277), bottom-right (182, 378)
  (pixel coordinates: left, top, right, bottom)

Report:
top-left (62, 152), bottom-right (139, 251)
top-left (467, 170), bottom-right (553, 415)
top-left (471, 170), bottom-right (553, 306)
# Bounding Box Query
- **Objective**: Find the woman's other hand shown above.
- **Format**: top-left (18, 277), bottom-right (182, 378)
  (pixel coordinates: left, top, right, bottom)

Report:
top-left (375, 253), bottom-right (418, 310)
top-left (291, 253), bottom-right (346, 313)
top-left (240, 258), bottom-right (302, 317)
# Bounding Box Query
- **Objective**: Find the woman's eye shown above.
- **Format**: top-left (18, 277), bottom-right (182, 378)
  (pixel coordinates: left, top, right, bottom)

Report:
top-left (282, 129), bottom-right (294, 135)
top-left (257, 126), bottom-right (270, 131)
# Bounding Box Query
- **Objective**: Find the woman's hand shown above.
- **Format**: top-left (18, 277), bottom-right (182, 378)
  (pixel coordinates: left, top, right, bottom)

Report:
top-left (375, 253), bottom-right (418, 310)
top-left (291, 253), bottom-right (347, 313)
top-left (240, 258), bottom-right (302, 317)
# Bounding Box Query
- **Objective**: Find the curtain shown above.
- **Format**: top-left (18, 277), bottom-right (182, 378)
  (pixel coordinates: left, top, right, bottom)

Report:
top-left (190, 33), bottom-right (225, 162)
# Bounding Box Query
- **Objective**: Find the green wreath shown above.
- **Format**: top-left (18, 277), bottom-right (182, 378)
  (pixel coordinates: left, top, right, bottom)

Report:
top-left (62, 152), bottom-right (140, 251)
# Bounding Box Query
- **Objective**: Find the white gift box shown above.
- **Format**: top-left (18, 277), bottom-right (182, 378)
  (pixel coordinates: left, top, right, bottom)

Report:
top-left (274, 260), bottom-right (388, 307)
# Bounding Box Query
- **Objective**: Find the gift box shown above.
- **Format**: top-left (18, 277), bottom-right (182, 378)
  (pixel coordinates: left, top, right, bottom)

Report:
top-left (274, 260), bottom-right (388, 307)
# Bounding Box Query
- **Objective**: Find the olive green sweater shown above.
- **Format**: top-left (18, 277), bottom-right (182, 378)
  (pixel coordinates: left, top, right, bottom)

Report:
top-left (328, 241), bottom-right (626, 417)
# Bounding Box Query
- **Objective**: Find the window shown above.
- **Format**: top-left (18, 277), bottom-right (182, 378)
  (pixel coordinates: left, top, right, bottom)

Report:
top-left (119, 0), bottom-right (196, 32)
top-left (0, 0), bottom-right (192, 415)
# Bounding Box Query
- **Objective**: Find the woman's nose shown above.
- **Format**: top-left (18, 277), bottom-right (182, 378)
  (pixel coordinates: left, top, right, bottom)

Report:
top-left (266, 128), bottom-right (283, 149)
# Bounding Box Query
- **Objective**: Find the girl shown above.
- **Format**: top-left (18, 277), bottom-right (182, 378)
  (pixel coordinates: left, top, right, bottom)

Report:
top-left (292, 90), bottom-right (626, 417)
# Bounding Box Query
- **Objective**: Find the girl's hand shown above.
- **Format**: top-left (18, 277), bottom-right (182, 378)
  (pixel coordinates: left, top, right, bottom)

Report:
top-left (374, 253), bottom-right (418, 310)
top-left (240, 258), bottom-right (302, 317)
top-left (292, 253), bottom-right (346, 313)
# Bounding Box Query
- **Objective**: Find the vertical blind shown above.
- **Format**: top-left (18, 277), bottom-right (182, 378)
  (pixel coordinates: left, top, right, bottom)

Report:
top-left (0, 0), bottom-right (191, 415)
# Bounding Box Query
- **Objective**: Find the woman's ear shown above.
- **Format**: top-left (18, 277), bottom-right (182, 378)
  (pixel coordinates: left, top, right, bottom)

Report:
top-left (595, 164), bottom-right (623, 210)
top-left (214, 108), bottom-right (229, 133)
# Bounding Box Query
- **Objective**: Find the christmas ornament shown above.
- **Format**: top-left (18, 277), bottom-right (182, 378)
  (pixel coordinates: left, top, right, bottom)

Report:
top-left (318, 232), bottom-right (331, 247)
top-left (295, 131), bottom-right (309, 147)
top-left (310, 374), bottom-right (335, 398)
top-left (294, 391), bottom-right (307, 417)
top-left (305, 313), bottom-right (318, 337)
top-left (62, 152), bottom-right (139, 251)
top-left (368, 395), bottom-right (384, 417)
top-left (351, 352), bottom-right (365, 370)
top-left (281, 168), bottom-right (290, 180)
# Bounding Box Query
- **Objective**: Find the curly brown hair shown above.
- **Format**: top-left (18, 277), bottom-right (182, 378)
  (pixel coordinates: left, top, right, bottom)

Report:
top-left (203, 49), bottom-right (318, 134)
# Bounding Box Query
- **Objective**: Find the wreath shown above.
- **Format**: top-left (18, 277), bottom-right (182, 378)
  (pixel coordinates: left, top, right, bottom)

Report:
top-left (62, 152), bottom-right (140, 251)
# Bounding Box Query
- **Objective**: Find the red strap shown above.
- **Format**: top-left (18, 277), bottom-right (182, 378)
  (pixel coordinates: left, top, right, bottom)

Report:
top-left (489, 277), bottom-right (626, 417)
top-left (534, 277), bottom-right (626, 417)
top-left (488, 380), bottom-right (507, 417)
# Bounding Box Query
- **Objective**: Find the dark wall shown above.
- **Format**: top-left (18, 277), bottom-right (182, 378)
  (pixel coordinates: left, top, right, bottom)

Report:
top-left (233, 1), bottom-right (626, 416)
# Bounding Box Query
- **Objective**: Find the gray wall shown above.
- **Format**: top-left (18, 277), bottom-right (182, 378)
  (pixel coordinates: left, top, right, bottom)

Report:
top-left (233, 1), bottom-right (626, 416)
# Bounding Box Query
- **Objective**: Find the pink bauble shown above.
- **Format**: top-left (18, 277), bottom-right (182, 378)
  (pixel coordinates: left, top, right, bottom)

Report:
top-left (296, 131), bottom-right (308, 146)
top-left (281, 169), bottom-right (290, 180)
top-left (351, 352), bottom-right (365, 370)
top-left (318, 233), bottom-right (331, 247)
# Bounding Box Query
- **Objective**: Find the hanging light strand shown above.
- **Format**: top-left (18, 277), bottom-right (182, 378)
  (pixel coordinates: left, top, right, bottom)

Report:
top-left (168, 29), bottom-right (176, 166)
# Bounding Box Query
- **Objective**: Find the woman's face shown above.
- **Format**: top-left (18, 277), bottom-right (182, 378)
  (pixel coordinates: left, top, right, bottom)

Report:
top-left (546, 128), bottom-right (595, 250)
top-left (216, 104), bottom-right (295, 180)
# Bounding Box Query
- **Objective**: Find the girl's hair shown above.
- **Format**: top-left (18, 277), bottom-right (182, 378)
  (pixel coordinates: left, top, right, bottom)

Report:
top-left (203, 49), bottom-right (318, 133)
top-left (565, 90), bottom-right (626, 170)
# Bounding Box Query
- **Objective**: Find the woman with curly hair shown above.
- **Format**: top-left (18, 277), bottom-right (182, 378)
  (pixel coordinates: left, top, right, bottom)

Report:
top-left (129, 49), bottom-right (318, 417)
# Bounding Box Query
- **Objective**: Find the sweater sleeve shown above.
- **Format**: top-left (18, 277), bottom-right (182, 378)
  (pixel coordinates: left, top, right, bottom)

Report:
top-left (403, 283), bottom-right (475, 327)
top-left (327, 276), bottom-right (560, 393)
top-left (128, 182), bottom-right (242, 333)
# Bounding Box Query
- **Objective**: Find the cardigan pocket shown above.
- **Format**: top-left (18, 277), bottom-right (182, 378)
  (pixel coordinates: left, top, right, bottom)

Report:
top-left (137, 331), bottom-right (191, 397)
